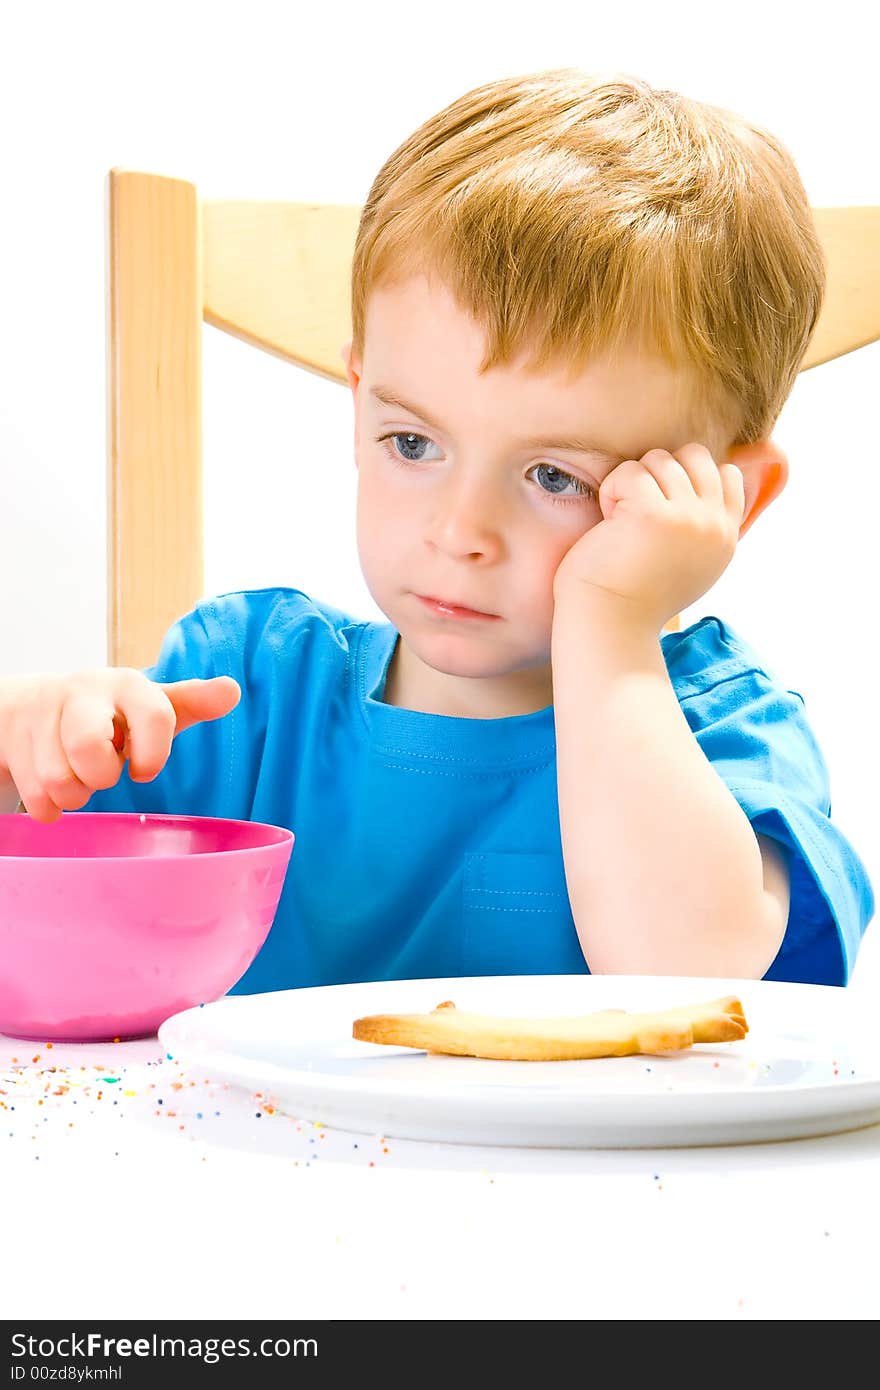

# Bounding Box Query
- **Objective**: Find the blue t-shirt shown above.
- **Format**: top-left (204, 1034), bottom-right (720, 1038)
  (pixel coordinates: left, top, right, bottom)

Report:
top-left (84, 587), bottom-right (874, 989)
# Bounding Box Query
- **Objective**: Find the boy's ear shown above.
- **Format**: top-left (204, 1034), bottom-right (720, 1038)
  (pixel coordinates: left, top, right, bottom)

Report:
top-left (340, 340), bottom-right (361, 393)
top-left (340, 340), bottom-right (362, 455)
top-left (726, 439), bottom-right (789, 539)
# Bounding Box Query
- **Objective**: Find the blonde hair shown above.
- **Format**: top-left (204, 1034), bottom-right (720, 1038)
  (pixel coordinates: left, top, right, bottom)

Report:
top-left (350, 68), bottom-right (826, 447)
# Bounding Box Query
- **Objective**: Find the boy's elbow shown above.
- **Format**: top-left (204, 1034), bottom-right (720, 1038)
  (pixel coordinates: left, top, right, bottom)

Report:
top-left (572, 834), bottom-right (792, 977)
top-left (574, 893), bottom-right (790, 979)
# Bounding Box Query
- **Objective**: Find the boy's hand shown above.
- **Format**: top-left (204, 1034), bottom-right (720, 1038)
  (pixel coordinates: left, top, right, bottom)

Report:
top-left (553, 444), bottom-right (745, 633)
top-left (0, 670), bottom-right (240, 823)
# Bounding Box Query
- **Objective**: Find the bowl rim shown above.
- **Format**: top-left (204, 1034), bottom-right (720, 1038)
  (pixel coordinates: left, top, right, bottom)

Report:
top-left (0, 811), bottom-right (295, 862)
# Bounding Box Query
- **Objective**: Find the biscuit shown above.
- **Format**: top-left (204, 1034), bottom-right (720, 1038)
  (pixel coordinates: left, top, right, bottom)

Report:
top-left (352, 995), bottom-right (748, 1060)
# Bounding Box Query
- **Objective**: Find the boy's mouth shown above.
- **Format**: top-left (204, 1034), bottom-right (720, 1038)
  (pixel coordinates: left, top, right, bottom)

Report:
top-left (414, 594), bottom-right (500, 621)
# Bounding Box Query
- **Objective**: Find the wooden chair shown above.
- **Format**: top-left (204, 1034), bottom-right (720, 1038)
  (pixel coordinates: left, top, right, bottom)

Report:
top-left (105, 169), bottom-right (880, 668)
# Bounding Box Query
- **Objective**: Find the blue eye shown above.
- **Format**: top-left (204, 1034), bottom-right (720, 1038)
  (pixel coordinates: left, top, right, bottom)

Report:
top-left (530, 463), bottom-right (596, 502)
top-left (378, 432), bottom-right (439, 463)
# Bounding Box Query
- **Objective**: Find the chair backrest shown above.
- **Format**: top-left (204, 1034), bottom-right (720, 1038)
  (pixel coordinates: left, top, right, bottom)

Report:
top-left (105, 169), bottom-right (880, 669)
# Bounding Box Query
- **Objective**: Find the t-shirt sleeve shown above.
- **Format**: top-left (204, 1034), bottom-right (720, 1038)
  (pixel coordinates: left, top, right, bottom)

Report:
top-left (665, 618), bottom-right (875, 985)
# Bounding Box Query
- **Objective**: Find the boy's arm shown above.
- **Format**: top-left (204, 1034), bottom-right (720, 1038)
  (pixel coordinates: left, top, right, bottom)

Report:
top-left (551, 598), bottom-right (789, 977)
top-left (549, 442), bottom-right (794, 978)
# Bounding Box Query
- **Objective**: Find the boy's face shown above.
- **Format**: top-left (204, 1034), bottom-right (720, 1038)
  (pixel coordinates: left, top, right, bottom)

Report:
top-left (343, 273), bottom-right (736, 714)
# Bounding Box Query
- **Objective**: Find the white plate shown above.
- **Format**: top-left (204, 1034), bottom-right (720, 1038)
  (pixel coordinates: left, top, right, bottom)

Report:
top-left (158, 974), bottom-right (880, 1148)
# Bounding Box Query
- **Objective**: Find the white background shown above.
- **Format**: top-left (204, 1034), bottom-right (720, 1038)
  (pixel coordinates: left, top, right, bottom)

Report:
top-left (1, 0), bottom-right (877, 969)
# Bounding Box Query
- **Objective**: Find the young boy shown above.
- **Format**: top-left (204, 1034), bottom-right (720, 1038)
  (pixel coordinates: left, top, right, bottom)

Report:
top-left (0, 68), bottom-right (873, 990)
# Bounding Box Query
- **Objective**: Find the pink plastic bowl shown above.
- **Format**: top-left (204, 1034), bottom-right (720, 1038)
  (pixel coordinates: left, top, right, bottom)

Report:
top-left (0, 813), bottom-right (294, 1042)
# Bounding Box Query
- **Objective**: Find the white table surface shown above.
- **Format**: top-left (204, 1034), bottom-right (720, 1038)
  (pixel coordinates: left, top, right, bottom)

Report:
top-left (4, 924), bottom-right (880, 1324)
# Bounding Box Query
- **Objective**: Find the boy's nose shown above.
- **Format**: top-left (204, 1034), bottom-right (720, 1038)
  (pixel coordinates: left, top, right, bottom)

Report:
top-left (425, 474), bottom-right (505, 562)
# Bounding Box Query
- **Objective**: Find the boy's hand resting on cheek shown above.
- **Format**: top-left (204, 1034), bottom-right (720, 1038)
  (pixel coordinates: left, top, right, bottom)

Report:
top-left (553, 444), bottom-right (746, 634)
top-left (0, 671), bottom-right (240, 823)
